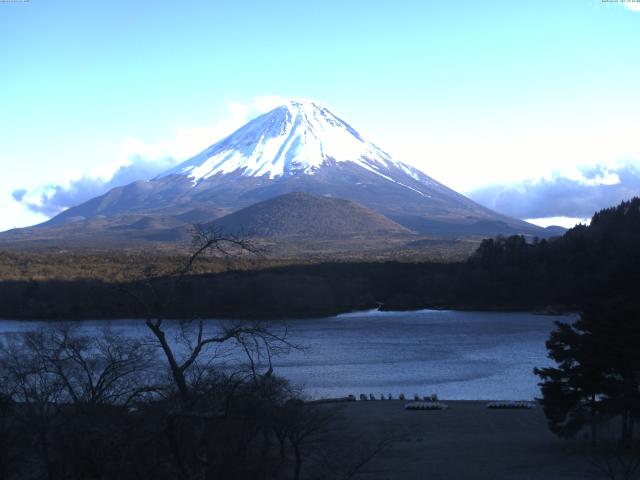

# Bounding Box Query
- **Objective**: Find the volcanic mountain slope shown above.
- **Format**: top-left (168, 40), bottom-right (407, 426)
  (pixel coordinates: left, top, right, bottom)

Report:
top-left (209, 192), bottom-right (411, 238)
top-left (4, 100), bottom-right (546, 245)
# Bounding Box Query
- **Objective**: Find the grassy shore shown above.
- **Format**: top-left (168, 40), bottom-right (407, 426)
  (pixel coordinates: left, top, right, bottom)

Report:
top-left (332, 400), bottom-right (605, 479)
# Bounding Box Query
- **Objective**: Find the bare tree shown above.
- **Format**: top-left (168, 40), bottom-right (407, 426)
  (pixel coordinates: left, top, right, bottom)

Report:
top-left (125, 225), bottom-right (293, 408)
top-left (591, 446), bottom-right (640, 480)
top-left (0, 373), bottom-right (22, 480)
top-left (0, 333), bottom-right (65, 480)
top-left (275, 401), bottom-right (337, 480)
top-left (25, 325), bottom-right (157, 407)
top-left (0, 325), bottom-right (161, 480)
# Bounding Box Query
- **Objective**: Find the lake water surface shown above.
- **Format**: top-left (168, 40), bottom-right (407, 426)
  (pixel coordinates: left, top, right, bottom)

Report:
top-left (0, 310), bottom-right (575, 400)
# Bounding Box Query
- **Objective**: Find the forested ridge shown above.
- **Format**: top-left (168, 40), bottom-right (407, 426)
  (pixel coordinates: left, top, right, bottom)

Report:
top-left (532, 199), bottom-right (640, 453)
top-left (1, 198), bottom-right (639, 320)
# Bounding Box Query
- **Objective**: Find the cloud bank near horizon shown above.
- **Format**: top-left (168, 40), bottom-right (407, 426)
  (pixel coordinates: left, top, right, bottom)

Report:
top-left (10, 93), bottom-right (640, 226)
top-left (12, 96), bottom-right (289, 218)
top-left (15, 155), bottom-right (180, 217)
top-left (467, 163), bottom-right (640, 221)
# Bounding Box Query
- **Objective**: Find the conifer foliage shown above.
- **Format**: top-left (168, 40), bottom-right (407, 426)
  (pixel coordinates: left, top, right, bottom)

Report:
top-left (535, 302), bottom-right (640, 446)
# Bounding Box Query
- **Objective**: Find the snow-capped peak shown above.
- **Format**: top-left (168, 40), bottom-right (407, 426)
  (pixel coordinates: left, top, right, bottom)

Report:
top-left (159, 100), bottom-right (419, 182)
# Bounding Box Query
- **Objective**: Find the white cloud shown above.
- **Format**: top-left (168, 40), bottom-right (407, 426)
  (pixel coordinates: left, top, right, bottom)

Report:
top-left (581, 170), bottom-right (620, 186)
top-left (12, 92), bottom-right (637, 231)
top-left (526, 217), bottom-right (591, 229)
top-left (11, 96), bottom-right (290, 223)
top-left (0, 190), bottom-right (48, 232)
top-left (382, 118), bottom-right (640, 193)
top-left (467, 162), bottom-right (640, 220)
top-left (100, 95), bottom-right (290, 181)
top-left (624, 1), bottom-right (640, 12)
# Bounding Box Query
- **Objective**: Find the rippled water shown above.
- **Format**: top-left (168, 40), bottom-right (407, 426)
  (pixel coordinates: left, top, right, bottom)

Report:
top-left (0, 309), bottom-right (575, 400)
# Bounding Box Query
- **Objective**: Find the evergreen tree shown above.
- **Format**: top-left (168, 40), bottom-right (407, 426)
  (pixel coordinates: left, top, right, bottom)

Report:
top-left (535, 301), bottom-right (640, 446)
top-left (535, 318), bottom-right (606, 445)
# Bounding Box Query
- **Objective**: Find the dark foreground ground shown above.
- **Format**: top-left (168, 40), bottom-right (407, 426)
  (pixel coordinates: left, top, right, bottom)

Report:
top-left (335, 401), bottom-right (608, 480)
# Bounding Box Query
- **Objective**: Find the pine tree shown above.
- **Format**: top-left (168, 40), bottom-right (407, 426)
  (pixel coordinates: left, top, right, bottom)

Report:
top-left (535, 301), bottom-right (640, 446)
top-left (535, 318), bottom-right (606, 445)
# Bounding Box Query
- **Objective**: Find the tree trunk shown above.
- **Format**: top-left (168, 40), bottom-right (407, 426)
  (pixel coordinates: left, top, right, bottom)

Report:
top-left (293, 442), bottom-right (302, 480)
top-left (0, 424), bottom-right (5, 480)
top-left (0, 448), bottom-right (5, 480)
top-left (278, 436), bottom-right (286, 459)
top-left (165, 415), bottom-right (188, 478)
top-left (621, 410), bottom-right (632, 447)
top-left (38, 427), bottom-right (53, 480)
top-left (146, 321), bottom-right (190, 406)
top-left (260, 429), bottom-right (272, 458)
top-left (590, 393), bottom-right (597, 447)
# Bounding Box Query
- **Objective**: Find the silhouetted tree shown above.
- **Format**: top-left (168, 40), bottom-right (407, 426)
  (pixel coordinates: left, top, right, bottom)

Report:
top-left (535, 317), bottom-right (607, 445)
top-left (124, 225), bottom-right (293, 408)
top-left (0, 325), bottom-right (159, 480)
top-left (0, 393), bottom-right (20, 480)
top-left (536, 301), bottom-right (640, 447)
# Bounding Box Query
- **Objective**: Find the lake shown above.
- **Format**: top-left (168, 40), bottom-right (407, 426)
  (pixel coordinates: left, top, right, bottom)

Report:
top-left (0, 309), bottom-right (574, 400)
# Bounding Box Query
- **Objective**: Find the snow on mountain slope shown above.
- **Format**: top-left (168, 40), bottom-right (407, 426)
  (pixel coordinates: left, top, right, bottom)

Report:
top-left (6, 99), bottom-right (545, 242)
top-left (159, 100), bottom-right (429, 188)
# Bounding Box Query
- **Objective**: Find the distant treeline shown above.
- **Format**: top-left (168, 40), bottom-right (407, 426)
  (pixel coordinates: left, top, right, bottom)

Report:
top-left (1, 198), bottom-right (639, 320)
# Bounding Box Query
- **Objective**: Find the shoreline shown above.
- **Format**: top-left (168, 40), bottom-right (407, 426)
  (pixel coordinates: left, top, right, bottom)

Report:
top-left (306, 397), bottom-right (540, 405)
top-left (0, 305), bottom-right (580, 322)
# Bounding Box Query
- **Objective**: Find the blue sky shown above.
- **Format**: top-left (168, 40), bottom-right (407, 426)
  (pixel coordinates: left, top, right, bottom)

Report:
top-left (1, 0), bottom-right (639, 230)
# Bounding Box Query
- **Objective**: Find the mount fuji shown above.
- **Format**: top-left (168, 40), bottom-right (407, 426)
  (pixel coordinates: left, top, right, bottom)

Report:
top-left (159, 101), bottom-right (426, 182)
top-left (4, 100), bottom-right (545, 247)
